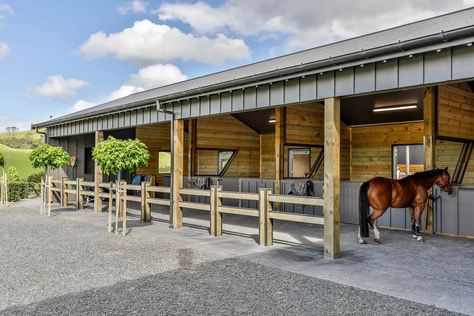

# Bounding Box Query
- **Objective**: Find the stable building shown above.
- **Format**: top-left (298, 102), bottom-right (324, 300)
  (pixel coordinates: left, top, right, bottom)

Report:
top-left (33, 9), bottom-right (474, 255)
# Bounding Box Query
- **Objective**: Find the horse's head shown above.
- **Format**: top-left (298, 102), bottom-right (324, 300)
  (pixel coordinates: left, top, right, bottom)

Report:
top-left (437, 167), bottom-right (453, 194)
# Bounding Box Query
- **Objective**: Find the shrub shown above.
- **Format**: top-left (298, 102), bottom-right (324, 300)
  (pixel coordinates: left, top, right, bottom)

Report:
top-left (7, 182), bottom-right (33, 202)
top-left (27, 172), bottom-right (43, 184)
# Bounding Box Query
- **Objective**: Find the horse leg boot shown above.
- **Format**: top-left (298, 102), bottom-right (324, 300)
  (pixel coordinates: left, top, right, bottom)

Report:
top-left (415, 204), bottom-right (424, 242)
top-left (358, 226), bottom-right (366, 244)
top-left (372, 222), bottom-right (381, 244)
top-left (369, 210), bottom-right (384, 244)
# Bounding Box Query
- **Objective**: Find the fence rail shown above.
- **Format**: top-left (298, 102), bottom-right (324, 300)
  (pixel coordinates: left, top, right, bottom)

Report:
top-left (41, 176), bottom-right (330, 256)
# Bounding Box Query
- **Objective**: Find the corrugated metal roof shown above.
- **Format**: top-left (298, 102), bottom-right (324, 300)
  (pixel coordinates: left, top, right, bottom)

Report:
top-left (33, 8), bottom-right (474, 128)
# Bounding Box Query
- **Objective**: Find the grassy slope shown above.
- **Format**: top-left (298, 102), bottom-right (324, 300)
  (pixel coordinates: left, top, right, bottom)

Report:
top-left (0, 144), bottom-right (41, 179)
top-left (0, 130), bottom-right (44, 149)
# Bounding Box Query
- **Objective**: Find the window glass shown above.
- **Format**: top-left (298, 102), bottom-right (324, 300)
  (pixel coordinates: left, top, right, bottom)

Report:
top-left (393, 144), bottom-right (424, 179)
top-left (289, 148), bottom-right (310, 178)
top-left (158, 151), bottom-right (171, 174)
top-left (218, 151), bottom-right (234, 174)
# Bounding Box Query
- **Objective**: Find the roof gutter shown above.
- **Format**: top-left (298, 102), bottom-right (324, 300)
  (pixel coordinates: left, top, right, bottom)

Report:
top-left (32, 25), bottom-right (474, 129)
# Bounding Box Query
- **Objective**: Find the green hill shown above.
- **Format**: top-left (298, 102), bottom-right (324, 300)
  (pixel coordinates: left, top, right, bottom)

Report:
top-left (0, 144), bottom-right (41, 179)
top-left (0, 130), bottom-right (44, 149)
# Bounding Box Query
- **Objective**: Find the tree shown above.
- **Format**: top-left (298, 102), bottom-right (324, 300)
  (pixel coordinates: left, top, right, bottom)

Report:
top-left (30, 144), bottom-right (70, 175)
top-left (92, 137), bottom-right (150, 180)
top-left (0, 153), bottom-right (4, 169)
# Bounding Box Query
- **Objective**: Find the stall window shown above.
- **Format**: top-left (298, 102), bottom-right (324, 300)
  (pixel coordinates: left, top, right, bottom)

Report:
top-left (196, 148), bottom-right (237, 176)
top-left (288, 148), bottom-right (310, 178)
top-left (158, 151), bottom-right (171, 174)
top-left (392, 144), bottom-right (424, 179)
top-left (218, 151), bottom-right (234, 174)
top-left (84, 148), bottom-right (94, 174)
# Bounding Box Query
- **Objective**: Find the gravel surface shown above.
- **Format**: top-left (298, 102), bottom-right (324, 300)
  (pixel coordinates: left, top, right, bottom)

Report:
top-left (0, 258), bottom-right (462, 316)
top-left (0, 207), bottom-right (227, 310)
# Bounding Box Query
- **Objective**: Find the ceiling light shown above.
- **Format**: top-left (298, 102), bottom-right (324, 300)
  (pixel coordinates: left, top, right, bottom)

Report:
top-left (373, 104), bottom-right (417, 112)
top-left (268, 119), bottom-right (276, 123)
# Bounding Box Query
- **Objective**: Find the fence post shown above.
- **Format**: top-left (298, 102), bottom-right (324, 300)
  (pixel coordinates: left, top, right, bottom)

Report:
top-left (115, 180), bottom-right (120, 234)
top-left (108, 182), bottom-right (113, 233)
top-left (258, 188), bottom-right (269, 246)
top-left (209, 186), bottom-right (217, 236)
top-left (61, 177), bottom-right (67, 207)
top-left (47, 176), bottom-right (53, 217)
top-left (266, 190), bottom-right (274, 246)
top-left (140, 181), bottom-right (146, 222)
top-left (122, 181), bottom-right (127, 236)
top-left (78, 178), bottom-right (84, 209)
top-left (40, 177), bottom-right (44, 215)
top-left (75, 178), bottom-right (80, 209)
top-left (215, 186), bottom-right (223, 237)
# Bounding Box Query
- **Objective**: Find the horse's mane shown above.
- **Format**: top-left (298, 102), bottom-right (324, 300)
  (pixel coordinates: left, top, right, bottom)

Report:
top-left (410, 168), bottom-right (444, 180)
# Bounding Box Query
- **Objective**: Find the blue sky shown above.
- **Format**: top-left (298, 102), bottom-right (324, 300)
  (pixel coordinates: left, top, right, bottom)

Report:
top-left (0, 0), bottom-right (472, 130)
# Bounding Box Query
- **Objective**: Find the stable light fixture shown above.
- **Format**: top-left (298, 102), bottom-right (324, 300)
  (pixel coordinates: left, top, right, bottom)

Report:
top-left (268, 118), bottom-right (276, 123)
top-left (373, 104), bottom-right (417, 112)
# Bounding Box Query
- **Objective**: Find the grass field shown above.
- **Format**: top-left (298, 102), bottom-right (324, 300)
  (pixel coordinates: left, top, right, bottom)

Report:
top-left (0, 130), bottom-right (44, 149)
top-left (0, 144), bottom-right (41, 179)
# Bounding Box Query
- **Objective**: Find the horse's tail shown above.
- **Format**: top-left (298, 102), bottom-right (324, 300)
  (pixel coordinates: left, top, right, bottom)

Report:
top-left (359, 181), bottom-right (370, 238)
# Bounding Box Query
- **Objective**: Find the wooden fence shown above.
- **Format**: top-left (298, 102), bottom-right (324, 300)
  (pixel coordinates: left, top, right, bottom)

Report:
top-left (41, 177), bottom-right (331, 255)
top-left (0, 171), bottom-right (7, 206)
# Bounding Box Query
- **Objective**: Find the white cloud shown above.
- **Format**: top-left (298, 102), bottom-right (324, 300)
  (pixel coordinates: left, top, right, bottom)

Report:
top-left (69, 99), bottom-right (95, 113)
top-left (157, 0), bottom-right (472, 51)
top-left (28, 75), bottom-right (88, 100)
top-left (117, 0), bottom-right (147, 15)
top-left (79, 19), bottom-right (250, 65)
top-left (0, 42), bottom-right (9, 59)
top-left (0, 116), bottom-right (31, 131)
top-left (108, 63), bottom-right (187, 100)
top-left (0, 3), bottom-right (13, 16)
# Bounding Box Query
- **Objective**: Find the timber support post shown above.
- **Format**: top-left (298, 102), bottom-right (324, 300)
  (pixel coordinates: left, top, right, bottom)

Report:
top-left (215, 186), bottom-right (223, 236)
top-left (274, 106), bottom-right (285, 210)
top-left (423, 87), bottom-right (436, 234)
top-left (323, 97), bottom-right (341, 259)
top-left (77, 178), bottom-right (84, 210)
top-left (172, 119), bottom-right (184, 229)
top-left (94, 131), bottom-right (104, 213)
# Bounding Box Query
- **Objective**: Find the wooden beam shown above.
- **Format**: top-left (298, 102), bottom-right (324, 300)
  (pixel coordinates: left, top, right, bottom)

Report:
top-left (94, 130), bottom-right (104, 213)
top-left (275, 106), bottom-right (285, 207)
top-left (172, 119), bottom-right (184, 228)
top-left (423, 87), bottom-right (436, 234)
top-left (323, 97), bottom-right (341, 259)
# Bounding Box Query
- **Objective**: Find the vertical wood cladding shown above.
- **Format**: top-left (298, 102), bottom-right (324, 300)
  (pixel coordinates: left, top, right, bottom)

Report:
top-left (437, 83), bottom-right (474, 141)
top-left (351, 122), bottom-right (424, 181)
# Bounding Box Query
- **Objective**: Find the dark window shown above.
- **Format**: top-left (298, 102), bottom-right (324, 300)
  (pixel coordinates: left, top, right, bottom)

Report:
top-left (84, 148), bottom-right (94, 174)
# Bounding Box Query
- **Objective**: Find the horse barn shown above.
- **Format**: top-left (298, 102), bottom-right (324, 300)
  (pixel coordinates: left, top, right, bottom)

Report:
top-left (32, 9), bottom-right (474, 258)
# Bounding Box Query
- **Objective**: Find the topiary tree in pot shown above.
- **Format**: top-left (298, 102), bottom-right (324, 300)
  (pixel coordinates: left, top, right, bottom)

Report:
top-left (92, 136), bottom-right (150, 234)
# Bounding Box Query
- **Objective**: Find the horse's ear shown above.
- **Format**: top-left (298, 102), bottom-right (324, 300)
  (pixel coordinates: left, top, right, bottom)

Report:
top-left (445, 167), bottom-right (448, 171)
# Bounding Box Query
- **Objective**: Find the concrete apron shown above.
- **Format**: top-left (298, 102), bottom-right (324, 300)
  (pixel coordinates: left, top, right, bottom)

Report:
top-left (19, 200), bottom-right (474, 315)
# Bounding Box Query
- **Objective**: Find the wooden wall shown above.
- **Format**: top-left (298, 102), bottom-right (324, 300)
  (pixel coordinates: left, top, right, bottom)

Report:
top-left (260, 134), bottom-right (275, 178)
top-left (196, 115), bottom-right (260, 177)
top-left (351, 122), bottom-right (424, 181)
top-left (438, 83), bottom-right (474, 141)
top-left (136, 123), bottom-right (188, 185)
top-left (436, 139), bottom-right (474, 184)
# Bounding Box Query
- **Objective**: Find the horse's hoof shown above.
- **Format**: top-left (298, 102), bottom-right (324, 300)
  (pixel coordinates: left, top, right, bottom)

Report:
top-left (358, 239), bottom-right (367, 244)
top-left (374, 238), bottom-right (381, 244)
top-left (417, 236), bottom-right (424, 242)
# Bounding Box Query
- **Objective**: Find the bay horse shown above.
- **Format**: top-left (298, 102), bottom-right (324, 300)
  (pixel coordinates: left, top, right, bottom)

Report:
top-left (358, 167), bottom-right (452, 244)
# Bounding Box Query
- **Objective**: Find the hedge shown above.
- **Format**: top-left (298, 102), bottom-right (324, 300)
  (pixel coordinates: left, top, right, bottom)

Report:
top-left (7, 182), bottom-right (40, 202)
